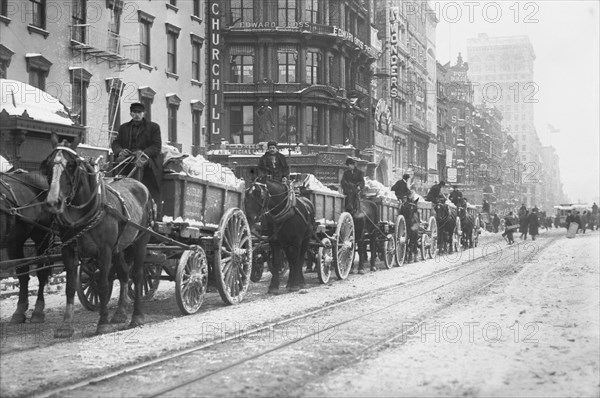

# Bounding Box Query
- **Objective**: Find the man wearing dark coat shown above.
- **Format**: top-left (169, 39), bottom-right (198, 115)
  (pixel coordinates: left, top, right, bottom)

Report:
top-left (449, 185), bottom-right (463, 207)
top-left (340, 158), bottom-right (365, 213)
top-left (391, 173), bottom-right (412, 203)
top-left (492, 213), bottom-right (501, 233)
top-left (528, 209), bottom-right (540, 240)
top-left (502, 212), bottom-right (516, 244)
top-left (425, 181), bottom-right (446, 203)
top-left (565, 211), bottom-right (575, 229)
top-left (257, 141), bottom-right (289, 182)
top-left (112, 102), bottom-right (163, 217)
top-left (519, 210), bottom-right (529, 240)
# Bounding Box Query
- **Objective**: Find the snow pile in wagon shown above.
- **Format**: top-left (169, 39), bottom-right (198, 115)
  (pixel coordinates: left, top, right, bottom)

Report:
top-left (162, 144), bottom-right (244, 190)
top-left (364, 177), bottom-right (397, 200)
top-left (297, 174), bottom-right (339, 194)
top-left (0, 155), bottom-right (11, 172)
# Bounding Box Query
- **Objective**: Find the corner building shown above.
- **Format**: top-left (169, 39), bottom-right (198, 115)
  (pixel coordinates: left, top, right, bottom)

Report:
top-left (210, 0), bottom-right (377, 150)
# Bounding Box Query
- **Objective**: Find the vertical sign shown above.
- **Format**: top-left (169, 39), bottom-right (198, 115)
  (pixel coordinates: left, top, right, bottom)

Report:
top-left (389, 7), bottom-right (399, 98)
top-left (208, 0), bottom-right (223, 143)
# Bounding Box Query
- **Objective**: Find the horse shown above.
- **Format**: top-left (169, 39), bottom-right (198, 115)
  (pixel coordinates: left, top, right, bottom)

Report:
top-left (0, 170), bottom-right (53, 323)
top-left (399, 197), bottom-right (421, 263)
top-left (434, 200), bottom-right (458, 254)
top-left (342, 186), bottom-right (378, 273)
top-left (457, 201), bottom-right (476, 249)
top-left (42, 134), bottom-right (153, 337)
top-left (244, 178), bottom-right (315, 293)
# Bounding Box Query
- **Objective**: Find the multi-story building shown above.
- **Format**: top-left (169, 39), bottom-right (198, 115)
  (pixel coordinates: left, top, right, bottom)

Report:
top-left (436, 61), bottom-right (450, 182)
top-left (467, 33), bottom-right (544, 207)
top-left (371, 0), bottom-right (435, 193)
top-left (540, 145), bottom-right (563, 211)
top-left (1, 0), bottom-right (207, 158)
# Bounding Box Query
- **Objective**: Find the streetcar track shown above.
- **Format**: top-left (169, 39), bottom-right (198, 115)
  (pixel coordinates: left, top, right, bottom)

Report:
top-left (31, 234), bottom-right (557, 398)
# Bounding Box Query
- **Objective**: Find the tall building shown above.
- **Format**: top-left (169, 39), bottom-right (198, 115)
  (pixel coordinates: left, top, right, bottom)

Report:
top-left (467, 33), bottom-right (542, 207)
top-left (0, 0), bottom-right (207, 159)
top-left (371, 0), bottom-right (436, 192)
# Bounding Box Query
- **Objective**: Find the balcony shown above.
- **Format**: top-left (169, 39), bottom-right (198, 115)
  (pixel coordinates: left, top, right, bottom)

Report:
top-left (70, 25), bottom-right (140, 67)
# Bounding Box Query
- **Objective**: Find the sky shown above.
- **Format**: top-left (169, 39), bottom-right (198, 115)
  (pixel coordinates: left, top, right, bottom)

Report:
top-left (434, 0), bottom-right (600, 204)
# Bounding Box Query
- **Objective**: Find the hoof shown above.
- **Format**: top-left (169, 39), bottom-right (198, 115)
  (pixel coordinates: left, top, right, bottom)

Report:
top-left (287, 285), bottom-right (301, 292)
top-left (129, 315), bottom-right (144, 328)
top-left (30, 311), bottom-right (46, 324)
top-left (111, 311), bottom-right (128, 324)
top-left (96, 324), bottom-right (113, 335)
top-left (370, 267), bottom-right (377, 272)
top-left (54, 326), bottom-right (74, 339)
top-left (358, 269), bottom-right (365, 275)
top-left (268, 288), bottom-right (280, 295)
top-left (349, 269), bottom-right (357, 275)
top-left (10, 313), bottom-right (27, 324)
top-left (299, 289), bottom-right (309, 294)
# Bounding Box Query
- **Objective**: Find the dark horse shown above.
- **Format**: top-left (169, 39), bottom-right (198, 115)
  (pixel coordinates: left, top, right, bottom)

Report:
top-left (343, 186), bottom-right (377, 273)
top-left (400, 197), bottom-right (421, 263)
top-left (434, 201), bottom-right (458, 254)
top-left (244, 178), bottom-right (315, 293)
top-left (457, 200), bottom-right (476, 249)
top-left (0, 170), bottom-right (53, 323)
top-left (43, 134), bottom-right (153, 337)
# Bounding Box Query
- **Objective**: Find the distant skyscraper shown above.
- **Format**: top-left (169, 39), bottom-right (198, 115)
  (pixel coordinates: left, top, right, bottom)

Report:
top-left (467, 33), bottom-right (542, 207)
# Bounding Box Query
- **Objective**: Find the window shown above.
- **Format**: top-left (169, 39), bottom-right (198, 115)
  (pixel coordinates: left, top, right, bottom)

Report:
top-left (193, 0), bottom-right (201, 18)
top-left (70, 68), bottom-right (92, 126)
top-left (30, 0), bottom-right (45, 29)
top-left (304, 0), bottom-right (319, 23)
top-left (191, 34), bottom-right (203, 81)
top-left (278, 105), bottom-right (297, 143)
top-left (230, 46), bottom-right (254, 83)
top-left (72, 0), bottom-right (86, 42)
top-left (278, 48), bottom-right (297, 83)
top-left (166, 94), bottom-right (181, 143)
top-left (304, 106), bottom-right (320, 143)
top-left (1, 0), bottom-right (8, 17)
top-left (230, 105), bottom-right (254, 144)
top-left (306, 51), bottom-right (320, 84)
top-left (192, 108), bottom-right (201, 146)
top-left (138, 11), bottom-right (154, 65)
top-left (26, 54), bottom-right (51, 90)
top-left (0, 45), bottom-right (13, 78)
top-left (278, 0), bottom-right (296, 25)
top-left (139, 86), bottom-right (156, 121)
top-left (231, 0), bottom-right (253, 25)
top-left (166, 24), bottom-right (181, 74)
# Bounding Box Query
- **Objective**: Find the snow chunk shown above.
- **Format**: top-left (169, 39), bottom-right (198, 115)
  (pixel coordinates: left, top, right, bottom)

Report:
top-left (0, 155), bottom-right (12, 172)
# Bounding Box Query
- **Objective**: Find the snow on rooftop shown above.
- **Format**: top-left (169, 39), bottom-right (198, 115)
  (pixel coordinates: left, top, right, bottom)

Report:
top-left (1, 79), bottom-right (75, 126)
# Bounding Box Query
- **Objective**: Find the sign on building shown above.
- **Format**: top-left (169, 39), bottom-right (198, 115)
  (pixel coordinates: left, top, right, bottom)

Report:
top-left (447, 167), bottom-right (457, 183)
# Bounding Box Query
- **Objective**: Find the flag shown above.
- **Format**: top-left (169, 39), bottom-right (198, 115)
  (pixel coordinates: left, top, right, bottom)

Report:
top-left (547, 124), bottom-right (560, 134)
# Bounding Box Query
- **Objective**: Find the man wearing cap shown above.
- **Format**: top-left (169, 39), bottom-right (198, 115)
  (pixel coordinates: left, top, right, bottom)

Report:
top-left (112, 102), bottom-right (163, 217)
top-left (425, 181), bottom-right (446, 203)
top-left (257, 141), bottom-right (289, 182)
top-left (340, 158), bottom-right (365, 213)
top-left (391, 173), bottom-right (412, 203)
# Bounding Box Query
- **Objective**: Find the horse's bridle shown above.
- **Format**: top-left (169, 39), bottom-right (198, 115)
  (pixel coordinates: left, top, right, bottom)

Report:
top-left (246, 181), bottom-right (293, 224)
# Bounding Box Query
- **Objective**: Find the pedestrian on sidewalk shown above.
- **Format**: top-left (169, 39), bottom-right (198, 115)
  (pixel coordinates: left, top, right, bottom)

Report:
top-left (580, 211), bottom-right (589, 234)
top-left (528, 208), bottom-right (540, 240)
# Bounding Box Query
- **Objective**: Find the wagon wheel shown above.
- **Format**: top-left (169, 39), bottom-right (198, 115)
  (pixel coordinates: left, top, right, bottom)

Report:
top-left (315, 238), bottom-right (333, 284)
top-left (427, 216), bottom-right (438, 259)
top-left (76, 259), bottom-right (113, 312)
top-left (333, 212), bottom-right (355, 280)
top-left (395, 215), bottom-right (407, 267)
top-left (127, 263), bottom-right (162, 302)
top-left (175, 248), bottom-right (208, 315)
top-left (453, 217), bottom-right (462, 252)
top-left (472, 216), bottom-right (480, 247)
top-left (214, 208), bottom-right (252, 305)
top-left (380, 234), bottom-right (395, 269)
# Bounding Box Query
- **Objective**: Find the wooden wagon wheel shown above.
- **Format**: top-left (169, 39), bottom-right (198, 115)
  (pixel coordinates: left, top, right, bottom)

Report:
top-left (76, 259), bottom-right (113, 312)
top-left (214, 208), bottom-right (252, 305)
top-left (472, 216), bottom-right (480, 247)
top-left (127, 263), bottom-right (162, 302)
top-left (394, 215), bottom-right (407, 267)
top-left (421, 216), bottom-right (438, 260)
top-left (333, 212), bottom-right (355, 280)
top-left (380, 233), bottom-right (395, 269)
top-left (453, 217), bottom-right (462, 252)
top-left (315, 238), bottom-right (333, 284)
top-left (175, 248), bottom-right (208, 315)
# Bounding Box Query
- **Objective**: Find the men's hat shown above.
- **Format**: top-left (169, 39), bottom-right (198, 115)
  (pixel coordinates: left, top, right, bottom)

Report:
top-left (130, 102), bottom-right (145, 112)
top-left (402, 173), bottom-right (410, 180)
top-left (345, 157), bottom-right (356, 165)
top-left (267, 140), bottom-right (278, 147)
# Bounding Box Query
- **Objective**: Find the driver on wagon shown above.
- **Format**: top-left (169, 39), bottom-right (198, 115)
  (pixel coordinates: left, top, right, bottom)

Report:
top-left (257, 141), bottom-right (289, 182)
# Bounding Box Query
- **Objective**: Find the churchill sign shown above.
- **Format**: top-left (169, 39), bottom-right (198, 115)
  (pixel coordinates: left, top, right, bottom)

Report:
top-left (208, 1), bottom-right (223, 141)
